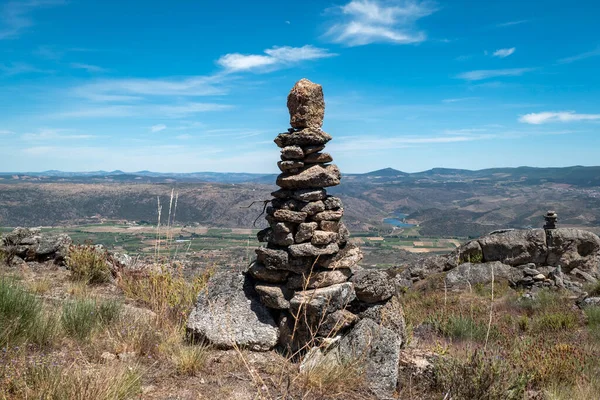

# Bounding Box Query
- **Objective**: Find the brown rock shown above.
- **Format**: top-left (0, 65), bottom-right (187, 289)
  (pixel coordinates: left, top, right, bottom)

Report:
top-left (287, 78), bottom-right (325, 129)
top-left (320, 220), bottom-right (340, 232)
top-left (311, 209), bottom-right (344, 222)
top-left (299, 200), bottom-right (325, 216)
top-left (318, 243), bottom-right (363, 269)
top-left (295, 222), bottom-right (318, 243)
top-left (303, 145), bottom-right (325, 155)
top-left (274, 128), bottom-right (332, 148)
top-left (311, 230), bottom-right (338, 245)
top-left (281, 146), bottom-right (304, 160)
top-left (278, 160), bottom-right (304, 172)
top-left (276, 164), bottom-right (341, 190)
top-left (304, 152), bottom-right (333, 164)
top-left (323, 196), bottom-right (343, 210)
top-left (255, 283), bottom-right (293, 309)
top-left (248, 262), bottom-right (289, 283)
top-left (272, 209), bottom-right (307, 223)
top-left (291, 189), bottom-right (327, 202)
top-left (317, 309), bottom-right (358, 336)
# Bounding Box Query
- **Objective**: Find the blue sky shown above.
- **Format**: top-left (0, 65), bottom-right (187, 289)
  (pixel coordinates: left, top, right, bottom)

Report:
top-left (1, 0), bottom-right (599, 173)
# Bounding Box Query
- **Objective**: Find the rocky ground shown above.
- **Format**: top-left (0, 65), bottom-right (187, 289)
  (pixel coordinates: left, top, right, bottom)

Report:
top-left (2, 226), bottom-right (600, 399)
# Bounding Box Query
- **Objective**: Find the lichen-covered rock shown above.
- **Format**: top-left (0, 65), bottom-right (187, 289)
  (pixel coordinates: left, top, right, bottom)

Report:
top-left (187, 271), bottom-right (279, 351)
top-left (358, 296), bottom-right (407, 345)
top-left (288, 242), bottom-right (339, 257)
top-left (331, 318), bottom-right (401, 399)
top-left (287, 78), bottom-right (325, 129)
top-left (290, 282), bottom-right (356, 324)
top-left (254, 283), bottom-right (293, 309)
top-left (281, 145), bottom-right (304, 160)
top-left (477, 229), bottom-right (547, 266)
top-left (247, 262), bottom-right (289, 283)
top-left (299, 200), bottom-right (325, 216)
top-left (318, 243), bottom-right (363, 269)
top-left (276, 164), bottom-right (341, 190)
top-left (311, 230), bottom-right (338, 245)
top-left (546, 228), bottom-right (600, 275)
top-left (311, 209), bottom-right (344, 222)
top-left (445, 261), bottom-right (520, 288)
top-left (317, 309), bottom-right (358, 336)
top-left (291, 188), bottom-right (327, 202)
top-left (287, 269), bottom-right (351, 290)
top-left (255, 247), bottom-right (288, 269)
top-left (271, 209), bottom-right (308, 223)
top-left (277, 160), bottom-right (304, 172)
top-left (295, 222), bottom-right (318, 243)
top-left (351, 270), bottom-right (395, 303)
top-left (1, 227), bottom-right (72, 265)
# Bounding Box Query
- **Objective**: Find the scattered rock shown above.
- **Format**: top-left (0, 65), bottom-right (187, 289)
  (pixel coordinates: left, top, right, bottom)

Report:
top-left (351, 270), bottom-right (395, 303)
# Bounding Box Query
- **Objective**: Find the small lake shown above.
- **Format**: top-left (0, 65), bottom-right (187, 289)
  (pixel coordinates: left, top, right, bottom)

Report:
top-left (383, 213), bottom-right (416, 228)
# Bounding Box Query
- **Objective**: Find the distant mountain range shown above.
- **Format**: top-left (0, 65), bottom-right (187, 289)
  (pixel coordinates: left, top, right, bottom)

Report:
top-left (2, 165), bottom-right (600, 186)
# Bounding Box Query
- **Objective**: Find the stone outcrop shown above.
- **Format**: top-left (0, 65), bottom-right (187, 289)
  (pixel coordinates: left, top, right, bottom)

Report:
top-left (397, 224), bottom-right (600, 293)
top-left (186, 271), bottom-right (279, 351)
top-left (1, 227), bottom-right (71, 265)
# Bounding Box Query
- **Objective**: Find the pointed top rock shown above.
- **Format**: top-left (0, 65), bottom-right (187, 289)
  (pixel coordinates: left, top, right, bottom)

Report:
top-left (287, 78), bottom-right (325, 129)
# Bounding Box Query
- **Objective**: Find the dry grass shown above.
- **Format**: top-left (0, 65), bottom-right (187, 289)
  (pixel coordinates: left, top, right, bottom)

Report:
top-left (66, 244), bottom-right (113, 284)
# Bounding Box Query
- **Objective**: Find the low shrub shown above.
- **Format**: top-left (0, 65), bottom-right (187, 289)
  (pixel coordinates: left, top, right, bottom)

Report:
top-left (66, 244), bottom-right (112, 284)
top-left (61, 298), bottom-right (122, 341)
top-left (532, 312), bottom-right (578, 332)
top-left (584, 306), bottom-right (600, 341)
top-left (118, 266), bottom-right (212, 325)
top-left (0, 277), bottom-right (59, 347)
top-left (430, 314), bottom-right (494, 342)
top-left (433, 350), bottom-right (527, 400)
top-left (173, 343), bottom-right (209, 376)
top-left (12, 362), bottom-right (141, 400)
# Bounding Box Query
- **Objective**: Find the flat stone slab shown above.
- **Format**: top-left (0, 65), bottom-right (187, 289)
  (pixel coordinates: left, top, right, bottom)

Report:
top-left (289, 282), bottom-right (355, 322)
top-left (274, 128), bottom-right (332, 148)
top-left (288, 242), bottom-right (339, 257)
top-left (187, 271), bottom-right (279, 351)
top-left (276, 164), bottom-right (341, 190)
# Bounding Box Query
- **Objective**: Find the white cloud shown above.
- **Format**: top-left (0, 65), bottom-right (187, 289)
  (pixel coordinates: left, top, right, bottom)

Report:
top-left (557, 47), bottom-right (600, 64)
top-left (21, 128), bottom-right (94, 141)
top-left (175, 134), bottom-right (193, 140)
top-left (54, 102), bottom-right (232, 119)
top-left (324, 0), bottom-right (436, 46)
top-left (0, 62), bottom-right (52, 76)
top-left (456, 67), bottom-right (534, 81)
top-left (519, 111), bottom-right (600, 124)
top-left (495, 20), bottom-right (529, 28)
top-left (492, 47), bottom-right (515, 58)
top-left (0, 129), bottom-right (14, 135)
top-left (442, 97), bottom-right (478, 103)
top-left (70, 63), bottom-right (108, 73)
top-left (0, 0), bottom-right (66, 39)
top-left (73, 75), bottom-right (226, 100)
top-left (217, 45), bottom-right (336, 72)
top-left (150, 124), bottom-right (167, 133)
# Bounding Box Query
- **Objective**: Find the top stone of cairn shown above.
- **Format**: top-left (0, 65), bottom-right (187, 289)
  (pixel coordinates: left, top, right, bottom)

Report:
top-left (287, 78), bottom-right (325, 129)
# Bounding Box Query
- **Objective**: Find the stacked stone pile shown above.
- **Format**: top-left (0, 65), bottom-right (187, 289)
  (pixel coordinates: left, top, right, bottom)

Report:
top-left (247, 78), bottom-right (366, 349)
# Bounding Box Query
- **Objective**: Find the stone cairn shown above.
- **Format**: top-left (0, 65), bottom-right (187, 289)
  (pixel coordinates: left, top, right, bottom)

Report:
top-left (248, 78), bottom-right (365, 351)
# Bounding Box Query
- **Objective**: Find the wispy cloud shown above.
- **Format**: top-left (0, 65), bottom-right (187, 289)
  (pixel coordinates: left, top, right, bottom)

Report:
top-left (557, 47), bottom-right (600, 64)
top-left (0, 0), bottom-right (66, 39)
top-left (54, 103), bottom-right (232, 119)
top-left (21, 128), bottom-right (94, 141)
top-left (150, 124), bottom-right (167, 133)
top-left (0, 62), bottom-right (52, 76)
top-left (324, 0), bottom-right (437, 46)
top-left (0, 129), bottom-right (15, 135)
top-left (495, 20), bottom-right (529, 28)
top-left (457, 68), bottom-right (534, 81)
top-left (69, 63), bottom-right (108, 73)
top-left (217, 45), bottom-right (336, 72)
top-left (492, 47), bottom-right (515, 58)
top-left (519, 111), bottom-right (600, 124)
top-left (442, 97), bottom-right (479, 103)
top-left (73, 75), bottom-right (227, 100)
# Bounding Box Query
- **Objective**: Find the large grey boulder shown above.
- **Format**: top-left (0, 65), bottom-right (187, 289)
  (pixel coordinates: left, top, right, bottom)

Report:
top-left (477, 229), bottom-right (547, 266)
top-left (186, 271), bottom-right (279, 351)
top-left (358, 296), bottom-right (407, 345)
top-left (546, 228), bottom-right (600, 276)
top-left (445, 261), bottom-right (520, 288)
top-left (330, 318), bottom-right (401, 399)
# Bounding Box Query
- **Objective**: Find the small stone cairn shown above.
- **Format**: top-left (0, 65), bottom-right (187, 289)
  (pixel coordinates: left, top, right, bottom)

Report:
top-left (248, 78), bottom-right (364, 350)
